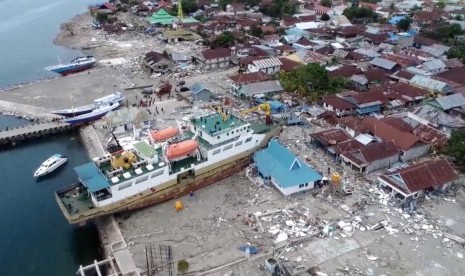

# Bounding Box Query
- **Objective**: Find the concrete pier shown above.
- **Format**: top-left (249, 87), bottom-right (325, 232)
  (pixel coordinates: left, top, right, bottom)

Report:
top-left (0, 121), bottom-right (74, 146)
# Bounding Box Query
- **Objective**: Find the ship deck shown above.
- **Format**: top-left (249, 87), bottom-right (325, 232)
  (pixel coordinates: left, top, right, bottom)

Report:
top-left (56, 182), bottom-right (96, 216)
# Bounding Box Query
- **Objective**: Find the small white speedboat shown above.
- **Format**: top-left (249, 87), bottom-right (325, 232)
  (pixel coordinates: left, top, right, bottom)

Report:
top-left (34, 154), bottom-right (68, 177)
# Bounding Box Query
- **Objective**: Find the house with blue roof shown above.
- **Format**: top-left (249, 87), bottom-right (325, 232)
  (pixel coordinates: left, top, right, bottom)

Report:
top-left (389, 15), bottom-right (407, 25)
top-left (190, 82), bottom-right (212, 102)
top-left (253, 139), bottom-right (322, 196)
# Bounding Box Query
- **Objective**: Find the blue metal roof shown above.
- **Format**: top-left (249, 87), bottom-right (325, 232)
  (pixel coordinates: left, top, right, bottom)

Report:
top-left (74, 162), bottom-right (110, 193)
top-left (190, 83), bottom-right (210, 95)
top-left (389, 15), bottom-right (407, 25)
top-left (254, 139), bottom-right (321, 188)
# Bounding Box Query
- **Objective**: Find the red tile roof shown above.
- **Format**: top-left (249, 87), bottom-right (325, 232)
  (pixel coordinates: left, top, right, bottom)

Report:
top-left (342, 141), bottom-right (400, 165)
top-left (201, 48), bottom-right (231, 60)
top-left (380, 159), bottom-right (458, 194)
top-left (310, 129), bottom-right (351, 147)
top-left (362, 117), bottom-right (420, 151)
top-left (229, 71), bottom-right (272, 84)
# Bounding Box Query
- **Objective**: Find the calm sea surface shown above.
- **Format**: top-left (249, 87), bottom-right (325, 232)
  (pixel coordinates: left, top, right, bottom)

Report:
top-left (0, 0), bottom-right (103, 274)
top-left (0, 0), bottom-right (101, 88)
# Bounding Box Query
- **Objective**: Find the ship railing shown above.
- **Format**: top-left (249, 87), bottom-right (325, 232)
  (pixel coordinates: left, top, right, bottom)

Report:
top-left (107, 167), bottom-right (123, 178)
top-left (56, 182), bottom-right (82, 196)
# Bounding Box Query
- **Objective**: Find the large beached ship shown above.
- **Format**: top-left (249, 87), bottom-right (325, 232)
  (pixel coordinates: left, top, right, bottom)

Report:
top-left (55, 112), bottom-right (280, 224)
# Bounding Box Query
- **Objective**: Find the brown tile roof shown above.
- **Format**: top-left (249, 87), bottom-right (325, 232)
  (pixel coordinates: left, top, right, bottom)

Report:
top-left (364, 68), bottom-right (389, 82)
top-left (391, 70), bottom-right (415, 81)
top-left (436, 67), bottom-right (465, 85)
top-left (275, 45), bottom-right (295, 52)
top-left (380, 159), bottom-right (458, 194)
top-left (314, 45), bottom-right (334, 55)
top-left (294, 37), bottom-right (314, 46)
top-left (359, 1), bottom-right (378, 10)
top-left (342, 141), bottom-right (400, 165)
top-left (413, 36), bottom-right (439, 46)
top-left (414, 11), bottom-right (442, 22)
top-left (382, 53), bottom-right (419, 67)
top-left (321, 95), bottom-right (356, 110)
top-left (444, 58), bottom-right (464, 69)
top-left (362, 117), bottom-right (420, 151)
top-left (333, 139), bottom-right (364, 155)
top-left (347, 51), bottom-right (370, 61)
top-left (329, 65), bottom-right (363, 78)
top-left (381, 117), bottom-right (414, 132)
top-left (313, 5), bottom-right (331, 13)
top-left (229, 71), bottom-right (272, 84)
top-left (278, 57), bottom-right (301, 72)
top-left (385, 82), bottom-right (429, 98)
top-left (336, 25), bottom-right (367, 36)
top-left (412, 124), bottom-right (448, 146)
top-left (349, 90), bottom-right (389, 105)
top-left (337, 116), bottom-right (369, 133)
top-left (362, 32), bottom-right (389, 44)
top-left (310, 129), bottom-right (351, 147)
top-left (201, 48), bottom-right (231, 60)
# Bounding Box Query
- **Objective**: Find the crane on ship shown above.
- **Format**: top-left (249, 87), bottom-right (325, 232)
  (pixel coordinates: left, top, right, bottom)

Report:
top-left (240, 102), bottom-right (272, 124)
top-left (216, 105), bottom-right (230, 122)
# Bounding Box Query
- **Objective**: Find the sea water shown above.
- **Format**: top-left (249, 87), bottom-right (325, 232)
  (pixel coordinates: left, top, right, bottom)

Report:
top-left (0, 0), bottom-right (101, 88)
top-left (0, 115), bottom-right (102, 275)
top-left (0, 0), bottom-right (104, 273)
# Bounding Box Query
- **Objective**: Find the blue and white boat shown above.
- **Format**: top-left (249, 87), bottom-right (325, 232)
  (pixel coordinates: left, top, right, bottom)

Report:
top-left (45, 56), bottom-right (96, 76)
top-left (64, 101), bottom-right (121, 125)
top-left (51, 92), bottom-right (125, 117)
top-left (34, 154), bottom-right (68, 177)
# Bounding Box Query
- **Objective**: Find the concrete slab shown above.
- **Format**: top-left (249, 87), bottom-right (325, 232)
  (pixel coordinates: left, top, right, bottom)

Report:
top-left (304, 237), bottom-right (360, 264)
top-left (113, 248), bottom-right (137, 276)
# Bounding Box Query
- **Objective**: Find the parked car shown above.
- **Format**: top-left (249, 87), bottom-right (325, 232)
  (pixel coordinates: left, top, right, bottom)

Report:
top-left (141, 88), bottom-right (153, 95)
top-left (179, 87), bottom-right (189, 92)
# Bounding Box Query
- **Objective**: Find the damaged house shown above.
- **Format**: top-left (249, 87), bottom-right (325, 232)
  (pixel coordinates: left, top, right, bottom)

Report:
top-left (378, 159), bottom-right (458, 202)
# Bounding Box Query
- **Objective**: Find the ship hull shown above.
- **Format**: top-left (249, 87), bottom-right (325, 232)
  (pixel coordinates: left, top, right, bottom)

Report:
top-left (49, 62), bottom-right (95, 76)
top-left (56, 128), bottom-right (280, 224)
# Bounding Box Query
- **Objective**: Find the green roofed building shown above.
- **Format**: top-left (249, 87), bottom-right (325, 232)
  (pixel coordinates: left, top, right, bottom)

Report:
top-left (148, 9), bottom-right (176, 25)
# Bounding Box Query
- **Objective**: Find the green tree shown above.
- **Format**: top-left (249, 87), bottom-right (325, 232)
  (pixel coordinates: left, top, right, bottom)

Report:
top-left (210, 31), bottom-right (235, 48)
top-left (321, 0), bottom-right (332, 8)
top-left (250, 24), bottom-right (263, 37)
top-left (396, 18), bottom-right (411, 32)
top-left (435, 1), bottom-right (446, 9)
top-left (447, 43), bottom-right (465, 62)
top-left (321, 13), bottom-right (330, 21)
top-left (260, 0), bottom-right (298, 18)
top-left (421, 23), bottom-right (464, 43)
top-left (181, 0), bottom-right (198, 14)
top-left (96, 13), bottom-right (109, 24)
top-left (343, 6), bottom-right (378, 22)
top-left (219, 0), bottom-right (232, 10)
top-left (455, 15), bottom-right (463, 21)
top-left (442, 130), bottom-right (465, 169)
top-left (278, 63), bottom-right (347, 100)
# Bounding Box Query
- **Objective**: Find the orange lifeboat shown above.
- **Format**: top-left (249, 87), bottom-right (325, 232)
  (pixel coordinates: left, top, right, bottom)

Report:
top-left (166, 140), bottom-right (199, 161)
top-left (151, 127), bottom-right (179, 142)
